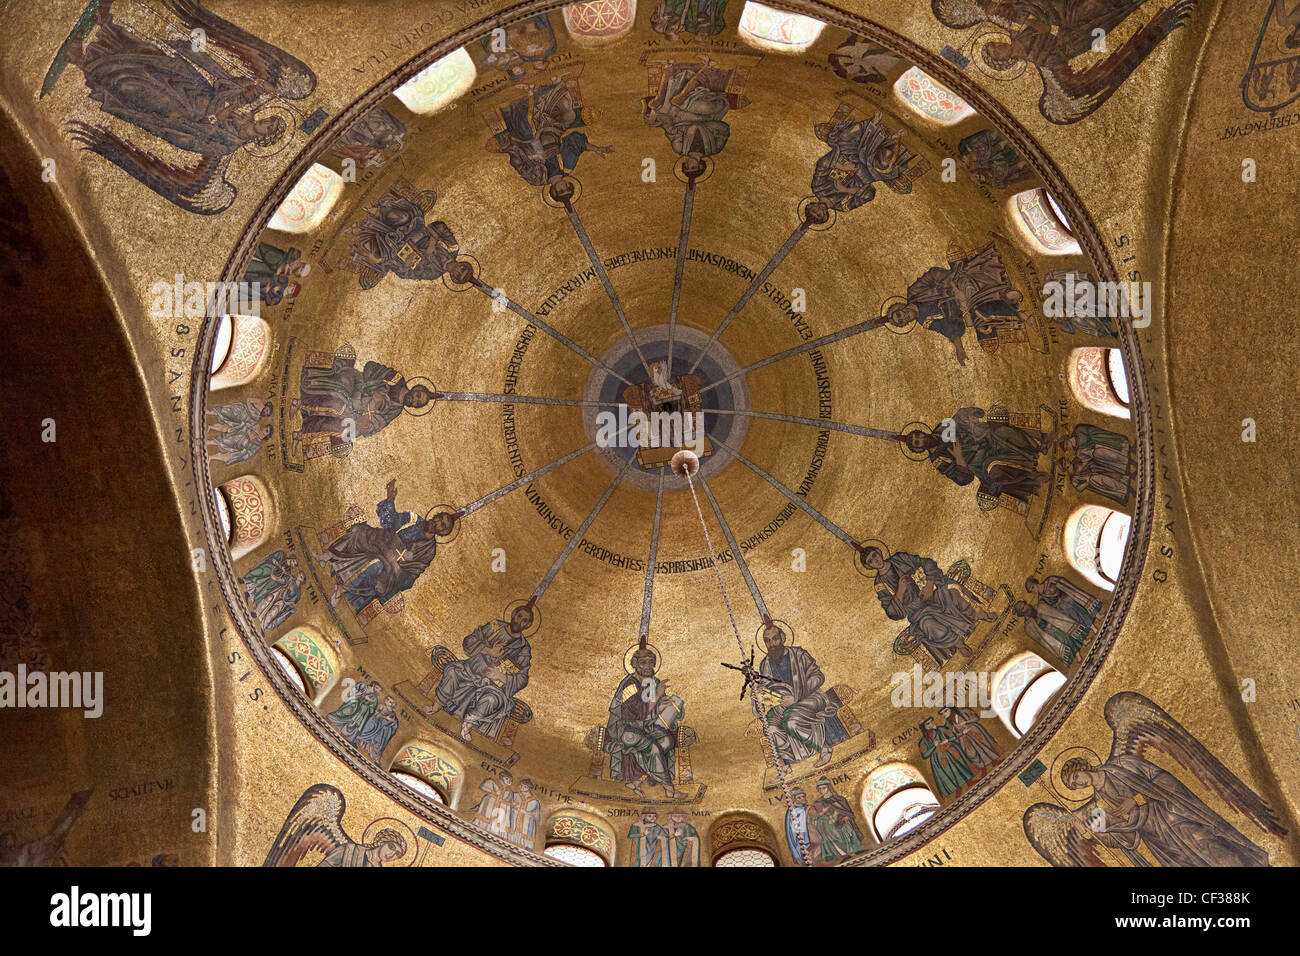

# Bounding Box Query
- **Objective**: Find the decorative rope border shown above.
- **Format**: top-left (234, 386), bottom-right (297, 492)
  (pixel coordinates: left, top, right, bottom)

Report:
top-left (189, 0), bottom-right (1154, 868)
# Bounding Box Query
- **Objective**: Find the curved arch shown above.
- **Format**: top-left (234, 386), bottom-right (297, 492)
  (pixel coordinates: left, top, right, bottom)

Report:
top-left (271, 627), bottom-right (339, 705)
top-left (1010, 187), bottom-right (1081, 255)
top-left (1064, 504), bottom-right (1131, 591)
top-left (210, 314), bottom-right (271, 391)
top-left (1068, 347), bottom-right (1132, 419)
top-left (545, 810), bottom-right (615, 866)
top-left (267, 163), bottom-right (344, 234)
top-left (389, 741), bottom-right (464, 807)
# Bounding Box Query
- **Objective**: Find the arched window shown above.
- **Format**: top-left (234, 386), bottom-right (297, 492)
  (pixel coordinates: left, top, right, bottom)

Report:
top-left (545, 813), bottom-right (614, 866)
top-left (544, 843), bottom-right (607, 866)
top-left (861, 764), bottom-right (940, 842)
top-left (893, 67), bottom-right (976, 125)
top-left (267, 163), bottom-right (344, 234)
top-left (1064, 504), bottom-right (1131, 591)
top-left (218, 476), bottom-right (272, 560)
top-left (562, 0), bottom-right (636, 41)
top-left (271, 627), bottom-right (338, 704)
top-left (737, 2), bottom-right (825, 53)
top-left (1068, 347), bottom-right (1131, 419)
top-left (209, 314), bottom-right (271, 390)
top-left (389, 743), bottom-right (462, 807)
top-left (993, 653), bottom-right (1065, 738)
top-left (394, 47), bottom-right (476, 115)
top-left (709, 812), bottom-right (782, 866)
top-left (714, 847), bottom-right (777, 867)
top-left (1011, 188), bottom-right (1081, 255)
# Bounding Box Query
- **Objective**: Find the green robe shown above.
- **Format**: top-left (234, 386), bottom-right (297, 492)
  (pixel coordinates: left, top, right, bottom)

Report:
top-left (919, 725), bottom-right (972, 796)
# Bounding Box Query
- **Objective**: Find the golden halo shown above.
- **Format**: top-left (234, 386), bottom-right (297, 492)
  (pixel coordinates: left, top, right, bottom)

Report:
top-left (541, 175), bottom-right (582, 208)
top-left (897, 420), bottom-right (934, 461)
top-left (754, 618), bottom-right (795, 647)
top-left (362, 817), bottom-right (419, 867)
top-left (503, 599), bottom-right (541, 637)
top-left (674, 154), bottom-right (715, 184)
top-left (623, 642), bottom-right (661, 674)
top-left (796, 195), bottom-right (837, 231)
top-left (402, 376), bottom-right (437, 417)
top-left (442, 254), bottom-right (481, 292)
top-left (853, 538), bottom-right (891, 578)
top-left (423, 504), bottom-right (461, 543)
top-left (1048, 746), bottom-right (1103, 803)
top-left (880, 295), bottom-right (916, 334)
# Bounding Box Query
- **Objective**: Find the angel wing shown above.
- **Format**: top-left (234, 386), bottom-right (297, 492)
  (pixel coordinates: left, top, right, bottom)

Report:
top-left (1106, 692), bottom-right (1286, 838)
top-left (1023, 803), bottom-right (1111, 867)
top-left (165, 0), bottom-right (316, 100)
top-left (262, 784), bottom-right (351, 866)
top-left (1038, 1), bottom-right (1196, 124)
top-left (65, 122), bottom-right (236, 215)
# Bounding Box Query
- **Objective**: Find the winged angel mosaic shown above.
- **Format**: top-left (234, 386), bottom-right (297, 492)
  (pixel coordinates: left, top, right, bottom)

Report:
top-left (931, 0), bottom-right (1197, 124)
top-left (263, 784), bottom-right (414, 867)
top-left (42, 0), bottom-right (317, 214)
top-left (1023, 692), bottom-right (1286, 866)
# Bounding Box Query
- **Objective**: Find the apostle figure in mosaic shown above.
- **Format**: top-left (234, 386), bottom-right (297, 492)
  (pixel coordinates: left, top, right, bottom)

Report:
top-left (317, 480), bottom-right (452, 615)
top-left (756, 623), bottom-right (854, 768)
top-left (431, 607), bottom-right (536, 743)
top-left (811, 107), bottom-right (927, 212)
top-left (486, 78), bottom-right (613, 187)
top-left (604, 645), bottom-right (682, 799)
top-left (903, 406), bottom-right (1050, 507)
top-left (859, 547), bottom-right (997, 663)
top-left (885, 241), bottom-right (1031, 366)
top-left (291, 352), bottom-right (432, 458)
top-left (643, 57), bottom-right (749, 160)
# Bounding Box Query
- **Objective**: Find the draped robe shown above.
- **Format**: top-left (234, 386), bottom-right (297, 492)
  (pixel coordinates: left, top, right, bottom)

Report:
top-left (435, 621), bottom-right (532, 740)
top-left (759, 645), bottom-right (847, 764)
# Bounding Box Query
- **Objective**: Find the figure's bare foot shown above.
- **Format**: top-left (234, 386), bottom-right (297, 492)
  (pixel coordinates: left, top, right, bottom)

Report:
top-left (291, 431), bottom-right (302, 456)
top-left (419, 702), bottom-right (441, 717)
top-left (849, 722), bottom-right (863, 735)
top-left (663, 785), bottom-right (679, 799)
top-left (459, 721), bottom-right (473, 742)
top-left (289, 398), bottom-right (300, 417)
top-left (815, 748), bottom-right (833, 767)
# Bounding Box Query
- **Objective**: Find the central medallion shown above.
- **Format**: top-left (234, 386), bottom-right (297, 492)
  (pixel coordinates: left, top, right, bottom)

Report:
top-left (583, 324), bottom-right (750, 492)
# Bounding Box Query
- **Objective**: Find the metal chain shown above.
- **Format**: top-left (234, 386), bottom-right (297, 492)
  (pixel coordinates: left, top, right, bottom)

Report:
top-left (684, 472), bottom-right (813, 865)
